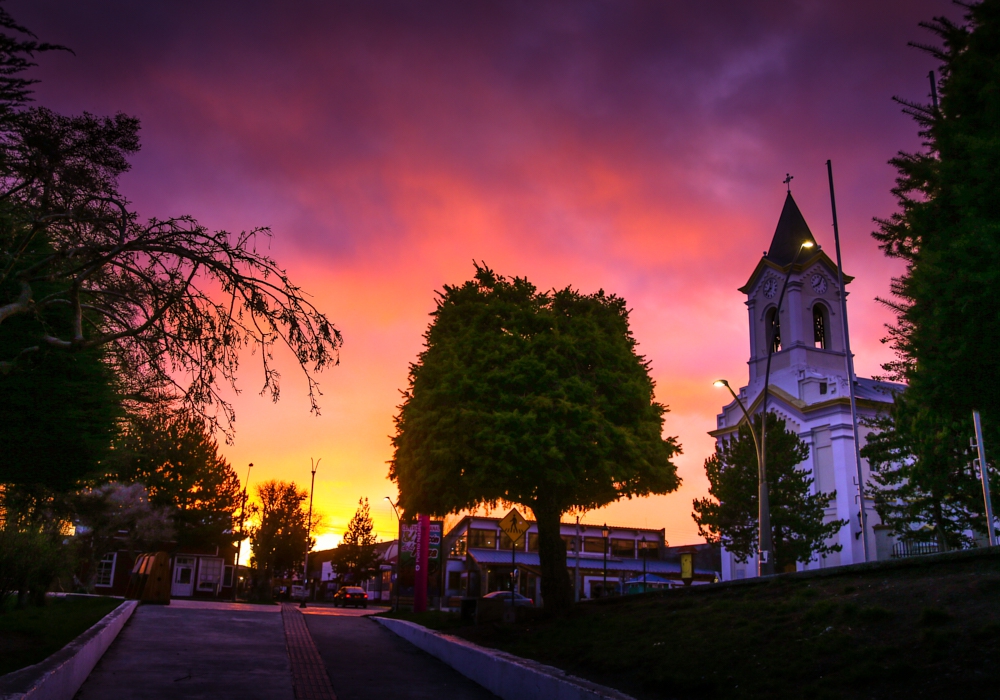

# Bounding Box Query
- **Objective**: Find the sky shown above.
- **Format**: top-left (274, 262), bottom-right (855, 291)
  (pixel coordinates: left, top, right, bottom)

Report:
top-left (10, 0), bottom-right (959, 553)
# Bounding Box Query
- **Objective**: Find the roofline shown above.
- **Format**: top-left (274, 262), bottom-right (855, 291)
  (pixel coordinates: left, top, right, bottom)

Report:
top-left (738, 250), bottom-right (852, 295)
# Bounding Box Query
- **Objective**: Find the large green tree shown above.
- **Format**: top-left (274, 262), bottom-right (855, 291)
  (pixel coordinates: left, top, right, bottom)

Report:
top-left (869, 1), bottom-right (999, 544)
top-left (391, 265), bottom-right (680, 611)
top-left (692, 414), bottom-right (845, 571)
top-left (107, 414), bottom-right (241, 550)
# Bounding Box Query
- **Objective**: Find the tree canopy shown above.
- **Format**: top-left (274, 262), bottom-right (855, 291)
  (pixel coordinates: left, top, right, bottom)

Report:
top-left (248, 480), bottom-right (310, 601)
top-left (334, 498), bottom-right (379, 582)
top-left (868, 0), bottom-right (999, 545)
top-left (693, 414), bottom-right (845, 571)
top-left (391, 265), bottom-right (680, 610)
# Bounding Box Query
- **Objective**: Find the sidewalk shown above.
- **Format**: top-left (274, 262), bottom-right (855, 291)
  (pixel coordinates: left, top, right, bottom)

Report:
top-left (76, 600), bottom-right (294, 700)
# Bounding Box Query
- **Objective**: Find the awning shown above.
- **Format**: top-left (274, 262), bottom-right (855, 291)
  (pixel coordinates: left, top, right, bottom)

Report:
top-left (467, 548), bottom-right (714, 577)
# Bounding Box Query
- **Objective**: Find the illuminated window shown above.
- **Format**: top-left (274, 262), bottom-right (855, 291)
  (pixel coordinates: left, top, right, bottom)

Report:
top-left (468, 529), bottom-right (497, 549)
top-left (610, 539), bottom-right (635, 557)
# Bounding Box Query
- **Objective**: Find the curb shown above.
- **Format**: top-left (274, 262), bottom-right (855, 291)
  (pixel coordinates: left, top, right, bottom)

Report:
top-left (375, 617), bottom-right (636, 700)
top-left (0, 599), bottom-right (139, 700)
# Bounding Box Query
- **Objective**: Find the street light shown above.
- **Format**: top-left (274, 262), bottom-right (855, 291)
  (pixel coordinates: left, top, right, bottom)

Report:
top-left (641, 535), bottom-right (647, 592)
top-left (300, 458), bottom-right (320, 609)
top-left (232, 462), bottom-right (253, 602)
top-left (384, 497), bottom-right (401, 612)
top-left (601, 523), bottom-right (610, 597)
top-left (713, 380), bottom-right (763, 543)
top-left (757, 240), bottom-right (814, 576)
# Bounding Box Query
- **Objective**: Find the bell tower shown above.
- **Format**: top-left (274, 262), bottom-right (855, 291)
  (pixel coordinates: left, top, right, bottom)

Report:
top-left (738, 192), bottom-right (852, 403)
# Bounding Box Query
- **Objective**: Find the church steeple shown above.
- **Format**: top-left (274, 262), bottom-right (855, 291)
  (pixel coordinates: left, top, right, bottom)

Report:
top-left (766, 193), bottom-right (818, 266)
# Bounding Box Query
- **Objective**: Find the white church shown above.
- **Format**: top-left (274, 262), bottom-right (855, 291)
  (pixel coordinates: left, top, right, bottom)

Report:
top-left (713, 192), bottom-right (905, 581)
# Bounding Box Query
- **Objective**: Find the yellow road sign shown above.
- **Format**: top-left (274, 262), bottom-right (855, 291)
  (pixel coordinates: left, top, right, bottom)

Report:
top-left (498, 508), bottom-right (530, 544)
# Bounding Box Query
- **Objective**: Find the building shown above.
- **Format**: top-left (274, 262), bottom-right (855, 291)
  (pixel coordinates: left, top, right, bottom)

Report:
top-left (440, 515), bottom-right (717, 606)
top-left (90, 543), bottom-right (237, 599)
top-left (713, 192), bottom-right (904, 580)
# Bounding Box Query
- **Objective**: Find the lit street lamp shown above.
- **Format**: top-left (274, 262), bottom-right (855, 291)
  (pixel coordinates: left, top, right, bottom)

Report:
top-left (232, 462), bottom-right (253, 602)
top-left (300, 458), bottom-right (320, 609)
top-left (384, 497), bottom-right (401, 612)
top-left (757, 240), bottom-right (814, 576)
top-left (601, 523), bottom-right (610, 597)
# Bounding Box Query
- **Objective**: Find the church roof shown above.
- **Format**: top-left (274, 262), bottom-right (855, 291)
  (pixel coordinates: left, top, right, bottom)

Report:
top-left (766, 192), bottom-right (819, 265)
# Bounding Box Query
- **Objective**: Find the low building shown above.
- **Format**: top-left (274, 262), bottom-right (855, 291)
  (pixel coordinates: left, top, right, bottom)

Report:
top-left (439, 516), bottom-right (717, 606)
top-left (90, 544), bottom-right (237, 600)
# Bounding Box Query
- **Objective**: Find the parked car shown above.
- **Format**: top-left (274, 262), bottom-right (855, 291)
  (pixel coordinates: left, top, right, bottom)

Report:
top-left (482, 591), bottom-right (534, 607)
top-left (333, 586), bottom-right (368, 608)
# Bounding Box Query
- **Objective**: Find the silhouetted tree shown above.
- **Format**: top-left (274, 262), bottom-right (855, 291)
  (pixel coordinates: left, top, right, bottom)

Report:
top-left (248, 480), bottom-right (310, 601)
top-left (334, 498), bottom-right (379, 582)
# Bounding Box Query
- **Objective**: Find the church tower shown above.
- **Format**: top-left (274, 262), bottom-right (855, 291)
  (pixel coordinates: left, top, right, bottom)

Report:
top-left (712, 191), bottom-right (902, 580)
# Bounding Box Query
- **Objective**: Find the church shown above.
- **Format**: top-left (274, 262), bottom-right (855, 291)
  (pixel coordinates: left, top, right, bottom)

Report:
top-left (712, 191), bottom-right (904, 580)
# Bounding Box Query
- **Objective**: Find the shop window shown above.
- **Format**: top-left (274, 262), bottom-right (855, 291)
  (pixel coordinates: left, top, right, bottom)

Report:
top-left (95, 552), bottom-right (116, 587)
top-left (583, 537), bottom-right (606, 554)
top-left (468, 528), bottom-right (497, 549)
top-left (450, 533), bottom-right (468, 557)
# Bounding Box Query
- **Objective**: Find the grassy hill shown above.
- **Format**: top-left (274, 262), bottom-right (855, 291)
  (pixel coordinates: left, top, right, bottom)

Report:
top-left (444, 548), bottom-right (1000, 699)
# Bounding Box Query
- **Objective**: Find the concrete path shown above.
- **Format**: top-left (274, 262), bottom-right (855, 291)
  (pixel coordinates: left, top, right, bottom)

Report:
top-left (303, 611), bottom-right (499, 700)
top-left (75, 601), bottom-right (293, 700)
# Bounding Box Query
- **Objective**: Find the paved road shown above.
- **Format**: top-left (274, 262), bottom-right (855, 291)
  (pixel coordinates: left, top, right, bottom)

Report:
top-left (303, 611), bottom-right (499, 700)
top-left (76, 601), bottom-right (293, 700)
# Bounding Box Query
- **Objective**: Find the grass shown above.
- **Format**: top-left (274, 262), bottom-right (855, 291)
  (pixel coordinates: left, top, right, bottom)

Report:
top-left (0, 595), bottom-right (123, 676)
top-left (393, 551), bottom-right (1000, 699)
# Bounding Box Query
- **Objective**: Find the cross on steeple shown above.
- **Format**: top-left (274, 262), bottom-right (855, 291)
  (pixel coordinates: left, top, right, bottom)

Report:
top-left (783, 173), bottom-right (794, 193)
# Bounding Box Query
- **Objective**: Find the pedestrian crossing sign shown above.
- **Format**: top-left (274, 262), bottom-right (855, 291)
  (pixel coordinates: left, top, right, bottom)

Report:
top-left (499, 508), bottom-right (530, 544)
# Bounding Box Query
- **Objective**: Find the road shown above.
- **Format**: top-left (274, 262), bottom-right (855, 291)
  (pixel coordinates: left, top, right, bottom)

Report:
top-left (303, 607), bottom-right (499, 700)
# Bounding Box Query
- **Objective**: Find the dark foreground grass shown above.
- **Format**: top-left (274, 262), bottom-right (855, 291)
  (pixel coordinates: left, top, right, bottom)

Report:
top-left (400, 552), bottom-right (1000, 699)
top-left (0, 595), bottom-right (123, 675)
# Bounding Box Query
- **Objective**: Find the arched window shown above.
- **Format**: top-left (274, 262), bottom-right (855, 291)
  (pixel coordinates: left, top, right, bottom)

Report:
top-left (765, 307), bottom-right (781, 353)
top-left (813, 303), bottom-right (829, 349)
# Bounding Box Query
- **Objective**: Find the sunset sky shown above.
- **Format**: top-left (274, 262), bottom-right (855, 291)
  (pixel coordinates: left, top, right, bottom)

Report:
top-left (13, 0), bottom-right (957, 552)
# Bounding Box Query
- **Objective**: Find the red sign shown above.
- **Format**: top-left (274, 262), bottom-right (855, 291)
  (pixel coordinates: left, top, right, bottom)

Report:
top-left (413, 514), bottom-right (431, 612)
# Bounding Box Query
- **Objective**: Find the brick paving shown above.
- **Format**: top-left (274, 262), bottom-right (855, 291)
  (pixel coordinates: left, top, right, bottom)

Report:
top-left (282, 604), bottom-right (337, 700)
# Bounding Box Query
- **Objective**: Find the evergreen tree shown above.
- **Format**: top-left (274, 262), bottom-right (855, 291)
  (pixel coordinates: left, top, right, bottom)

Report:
top-left (692, 414), bottom-right (845, 571)
top-left (868, 0), bottom-right (1000, 545)
top-left (391, 265), bottom-right (680, 611)
top-left (862, 398), bottom-right (992, 551)
top-left (107, 414), bottom-right (241, 550)
top-left (334, 498), bottom-right (379, 582)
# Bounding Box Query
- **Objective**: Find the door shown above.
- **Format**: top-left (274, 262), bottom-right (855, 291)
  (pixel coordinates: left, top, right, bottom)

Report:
top-left (171, 556), bottom-right (195, 597)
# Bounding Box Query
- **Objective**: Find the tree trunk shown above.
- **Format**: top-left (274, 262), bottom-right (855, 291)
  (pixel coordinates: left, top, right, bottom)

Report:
top-left (534, 503), bottom-right (572, 613)
top-left (932, 498), bottom-right (951, 552)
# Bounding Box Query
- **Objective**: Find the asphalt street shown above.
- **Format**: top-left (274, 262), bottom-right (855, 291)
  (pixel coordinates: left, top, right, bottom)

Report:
top-left (303, 609), bottom-right (499, 700)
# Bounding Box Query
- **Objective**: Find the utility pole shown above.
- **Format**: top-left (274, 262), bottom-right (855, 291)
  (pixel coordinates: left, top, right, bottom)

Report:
top-left (232, 462), bottom-right (253, 601)
top-left (300, 458), bottom-right (320, 609)
top-left (973, 411), bottom-right (996, 546)
top-left (574, 516), bottom-right (581, 602)
top-left (827, 160), bottom-right (869, 562)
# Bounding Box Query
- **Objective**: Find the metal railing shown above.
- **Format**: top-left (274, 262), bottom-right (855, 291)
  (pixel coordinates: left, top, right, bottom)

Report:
top-left (890, 540), bottom-right (940, 559)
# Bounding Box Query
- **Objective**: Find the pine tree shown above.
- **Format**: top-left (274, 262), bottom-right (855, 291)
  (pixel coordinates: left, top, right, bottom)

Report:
top-left (692, 414), bottom-right (846, 571)
top-left (334, 498), bottom-right (379, 582)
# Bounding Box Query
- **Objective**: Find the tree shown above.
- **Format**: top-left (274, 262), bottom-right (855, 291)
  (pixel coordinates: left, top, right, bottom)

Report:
top-left (862, 396), bottom-right (993, 551)
top-left (0, 7), bottom-right (342, 438)
top-left (873, 2), bottom-right (1000, 449)
top-left (334, 498), bottom-right (379, 582)
top-left (106, 414), bottom-right (241, 550)
top-left (391, 265), bottom-right (680, 612)
top-left (692, 414), bottom-right (845, 571)
top-left (248, 480), bottom-right (310, 601)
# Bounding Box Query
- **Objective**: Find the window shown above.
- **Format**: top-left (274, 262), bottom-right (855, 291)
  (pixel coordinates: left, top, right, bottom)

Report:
top-left (468, 529), bottom-right (497, 549)
top-left (813, 304), bottom-right (829, 349)
top-left (638, 539), bottom-right (659, 557)
top-left (197, 558), bottom-right (223, 592)
top-left (819, 381), bottom-right (828, 395)
top-left (450, 533), bottom-right (468, 557)
top-left (610, 538), bottom-right (635, 557)
top-left (528, 533), bottom-right (539, 552)
top-left (583, 537), bottom-right (606, 554)
top-left (499, 530), bottom-right (527, 550)
top-left (95, 552), bottom-right (116, 587)
top-left (766, 307), bottom-right (781, 352)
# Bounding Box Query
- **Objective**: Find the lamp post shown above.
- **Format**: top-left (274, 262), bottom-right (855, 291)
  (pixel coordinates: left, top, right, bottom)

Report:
top-left (384, 497), bottom-right (401, 612)
top-left (232, 462), bottom-right (253, 602)
top-left (759, 240), bottom-right (813, 576)
top-left (641, 535), bottom-right (647, 592)
top-left (714, 378), bottom-right (763, 555)
top-left (300, 458), bottom-right (320, 609)
top-left (601, 523), bottom-right (610, 597)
